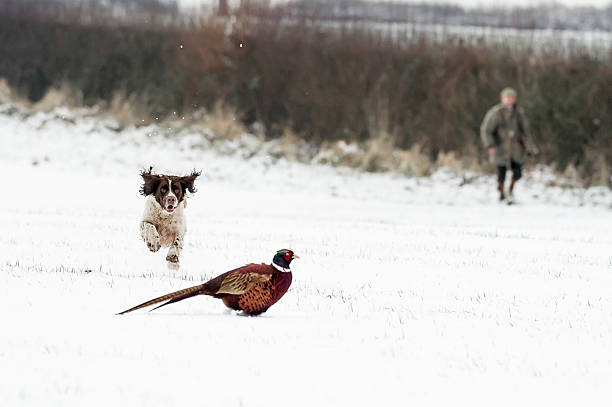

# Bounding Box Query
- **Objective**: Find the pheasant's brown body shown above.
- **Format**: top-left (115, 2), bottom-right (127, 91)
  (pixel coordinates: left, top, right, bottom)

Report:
top-left (219, 266), bottom-right (293, 315)
top-left (118, 263), bottom-right (293, 316)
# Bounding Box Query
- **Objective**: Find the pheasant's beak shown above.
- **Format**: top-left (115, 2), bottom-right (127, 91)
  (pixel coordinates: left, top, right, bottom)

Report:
top-left (292, 254), bottom-right (300, 259)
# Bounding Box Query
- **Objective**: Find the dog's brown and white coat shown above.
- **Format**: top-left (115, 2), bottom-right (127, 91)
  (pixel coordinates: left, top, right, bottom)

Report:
top-left (139, 168), bottom-right (200, 269)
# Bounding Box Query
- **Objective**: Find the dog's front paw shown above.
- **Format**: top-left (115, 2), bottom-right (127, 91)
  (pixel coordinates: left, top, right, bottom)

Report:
top-left (167, 260), bottom-right (180, 270)
top-left (166, 253), bottom-right (179, 263)
top-left (144, 232), bottom-right (161, 252)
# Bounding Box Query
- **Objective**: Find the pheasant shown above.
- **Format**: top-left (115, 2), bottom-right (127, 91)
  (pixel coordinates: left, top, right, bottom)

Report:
top-left (118, 249), bottom-right (298, 316)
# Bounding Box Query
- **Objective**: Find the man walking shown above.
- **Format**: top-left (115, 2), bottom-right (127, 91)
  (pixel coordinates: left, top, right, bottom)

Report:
top-left (480, 87), bottom-right (533, 202)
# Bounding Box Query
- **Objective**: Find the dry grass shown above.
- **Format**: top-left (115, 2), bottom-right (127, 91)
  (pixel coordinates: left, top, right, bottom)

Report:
top-left (266, 128), bottom-right (313, 163)
top-left (315, 134), bottom-right (438, 176)
top-left (0, 80), bottom-right (81, 112)
top-left (394, 144), bottom-right (436, 176)
top-left (313, 134), bottom-right (485, 177)
top-left (187, 102), bottom-right (249, 141)
top-left (562, 163), bottom-right (582, 186)
top-left (0, 78), bottom-right (31, 106)
top-left (592, 155), bottom-right (611, 187)
top-left (105, 93), bottom-right (151, 128)
top-left (0, 78), bottom-right (13, 103)
top-left (33, 85), bottom-right (80, 111)
top-left (315, 140), bottom-right (366, 168)
top-left (436, 149), bottom-right (483, 175)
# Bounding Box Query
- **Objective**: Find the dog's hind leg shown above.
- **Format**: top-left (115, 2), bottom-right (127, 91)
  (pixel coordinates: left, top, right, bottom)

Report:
top-left (166, 234), bottom-right (183, 269)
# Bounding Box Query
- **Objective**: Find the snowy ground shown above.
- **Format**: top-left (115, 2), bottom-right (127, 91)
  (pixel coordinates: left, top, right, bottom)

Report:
top-left (1, 104), bottom-right (612, 406)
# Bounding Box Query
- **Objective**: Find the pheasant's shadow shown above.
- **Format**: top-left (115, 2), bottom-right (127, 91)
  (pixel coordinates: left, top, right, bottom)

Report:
top-left (140, 310), bottom-right (300, 319)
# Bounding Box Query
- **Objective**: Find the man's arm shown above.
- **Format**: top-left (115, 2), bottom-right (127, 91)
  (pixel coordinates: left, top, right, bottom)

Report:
top-left (480, 107), bottom-right (498, 152)
top-left (517, 107), bottom-right (536, 154)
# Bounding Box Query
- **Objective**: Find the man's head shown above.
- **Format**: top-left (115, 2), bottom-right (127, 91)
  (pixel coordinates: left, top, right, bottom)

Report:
top-left (500, 87), bottom-right (517, 108)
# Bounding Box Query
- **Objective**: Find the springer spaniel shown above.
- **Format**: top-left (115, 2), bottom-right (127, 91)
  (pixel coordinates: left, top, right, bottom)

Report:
top-left (139, 168), bottom-right (201, 269)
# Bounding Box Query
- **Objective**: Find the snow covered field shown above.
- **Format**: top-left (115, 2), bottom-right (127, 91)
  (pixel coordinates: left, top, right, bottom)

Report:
top-left (1, 104), bottom-right (612, 406)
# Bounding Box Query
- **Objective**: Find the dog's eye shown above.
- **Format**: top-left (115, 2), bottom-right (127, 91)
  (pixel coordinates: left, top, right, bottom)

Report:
top-left (161, 187), bottom-right (167, 193)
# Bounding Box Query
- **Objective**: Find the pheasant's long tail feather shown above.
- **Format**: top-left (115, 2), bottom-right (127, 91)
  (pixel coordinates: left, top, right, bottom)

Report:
top-left (117, 284), bottom-right (206, 315)
top-left (148, 288), bottom-right (205, 312)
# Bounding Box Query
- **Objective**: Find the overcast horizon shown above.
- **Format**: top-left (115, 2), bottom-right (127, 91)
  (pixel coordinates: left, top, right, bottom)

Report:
top-left (176, 0), bottom-right (612, 10)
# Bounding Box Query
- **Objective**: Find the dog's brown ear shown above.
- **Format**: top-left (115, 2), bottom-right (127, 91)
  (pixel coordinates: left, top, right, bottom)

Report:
top-left (140, 167), bottom-right (161, 196)
top-left (179, 170), bottom-right (201, 194)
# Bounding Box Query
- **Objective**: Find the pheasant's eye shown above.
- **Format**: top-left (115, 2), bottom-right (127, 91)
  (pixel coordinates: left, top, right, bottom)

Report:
top-left (284, 252), bottom-right (292, 260)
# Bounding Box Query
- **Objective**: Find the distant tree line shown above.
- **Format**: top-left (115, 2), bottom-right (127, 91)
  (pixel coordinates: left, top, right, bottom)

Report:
top-left (0, 0), bottom-right (610, 184)
top-left (283, 0), bottom-right (612, 31)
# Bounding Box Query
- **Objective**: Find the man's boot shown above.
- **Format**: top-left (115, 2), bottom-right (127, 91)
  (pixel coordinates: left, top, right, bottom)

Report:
top-left (498, 181), bottom-right (505, 201)
top-left (507, 178), bottom-right (517, 204)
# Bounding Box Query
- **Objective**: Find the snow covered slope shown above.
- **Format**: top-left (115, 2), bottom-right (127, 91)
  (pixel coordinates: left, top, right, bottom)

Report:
top-left (1, 104), bottom-right (612, 406)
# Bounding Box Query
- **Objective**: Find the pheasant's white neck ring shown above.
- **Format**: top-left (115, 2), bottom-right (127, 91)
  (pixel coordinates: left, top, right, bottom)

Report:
top-left (272, 263), bottom-right (291, 273)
